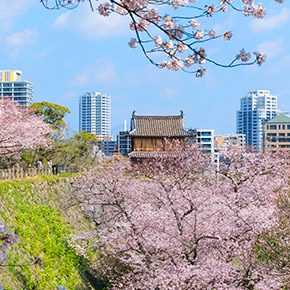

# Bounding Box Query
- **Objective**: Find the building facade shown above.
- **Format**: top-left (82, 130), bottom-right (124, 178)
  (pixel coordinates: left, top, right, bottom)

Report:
top-left (214, 134), bottom-right (246, 149)
top-left (236, 90), bottom-right (277, 151)
top-left (117, 131), bottom-right (132, 156)
top-left (0, 70), bottom-right (32, 106)
top-left (264, 114), bottom-right (290, 152)
top-left (96, 140), bottom-right (117, 156)
top-left (187, 128), bottom-right (215, 157)
top-left (79, 92), bottom-right (111, 137)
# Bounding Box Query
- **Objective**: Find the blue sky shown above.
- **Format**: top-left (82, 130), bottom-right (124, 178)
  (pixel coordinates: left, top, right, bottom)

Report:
top-left (1, 0), bottom-right (289, 139)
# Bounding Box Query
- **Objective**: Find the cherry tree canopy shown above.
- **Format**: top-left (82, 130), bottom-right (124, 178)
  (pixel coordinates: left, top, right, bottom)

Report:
top-left (41, 0), bottom-right (284, 76)
top-left (72, 144), bottom-right (290, 289)
top-left (0, 99), bottom-right (53, 157)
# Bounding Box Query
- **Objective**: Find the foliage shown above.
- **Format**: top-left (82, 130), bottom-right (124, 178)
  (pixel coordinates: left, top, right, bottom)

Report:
top-left (0, 177), bottom-right (99, 290)
top-left (41, 0), bottom-right (284, 76)
top-left (73, 144), bottom-right (289, 289)
top-left (29, 102), bottom-right (70, 133)
top-left (74, 131), bottom-right (98, 143)
top-left (0, 99), bottom-right (52, 158)
top-left (7, 205), bottom-right (81, 290)
top-left (19, 131), bottom-right (99, 169)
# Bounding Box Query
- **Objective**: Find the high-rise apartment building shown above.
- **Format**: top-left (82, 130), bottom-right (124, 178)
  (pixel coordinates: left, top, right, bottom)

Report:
top-left (0, 70), bottom-right (32, 106)
top-left (79, 92), bottom-right (111, 136)
top-left (236, 90), bottom-right (277, 151)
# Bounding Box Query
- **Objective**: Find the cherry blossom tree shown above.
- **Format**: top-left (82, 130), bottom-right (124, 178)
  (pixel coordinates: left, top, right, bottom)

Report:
top-left (0, 99), bottom-right (53, 157)
top-left (41, 0), bottom-right (284, 76)
top-left (72, 144), bottom-right (290, 289)
top-left (255, 189), bottom-right (290, 289)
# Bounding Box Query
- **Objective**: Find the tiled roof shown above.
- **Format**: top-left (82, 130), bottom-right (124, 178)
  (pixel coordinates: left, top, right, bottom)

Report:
top-left (129, 114), bottom-right (190, 137)
top-left (266, 114), bottom-right (290, 124)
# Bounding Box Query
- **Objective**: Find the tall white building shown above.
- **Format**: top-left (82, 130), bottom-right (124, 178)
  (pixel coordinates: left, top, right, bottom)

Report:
top-left (79, 92), bottom-right (111, 136)
top-left (0, 70), bottom-right (32, 106)
top-left (236, 90), bottom-right (277, 151)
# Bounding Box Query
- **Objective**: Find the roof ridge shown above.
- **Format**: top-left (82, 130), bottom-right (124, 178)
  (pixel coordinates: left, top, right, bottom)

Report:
top-left (266, 114), bottom-right (290, 124)
top-left (134, 115), bottom-right (183, 118)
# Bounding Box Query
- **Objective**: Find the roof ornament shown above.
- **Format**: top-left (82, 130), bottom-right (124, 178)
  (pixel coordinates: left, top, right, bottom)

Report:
top-left (132, 110), bottom-right (136, 118)
top-left (180, 110), bottom-right (184, 117)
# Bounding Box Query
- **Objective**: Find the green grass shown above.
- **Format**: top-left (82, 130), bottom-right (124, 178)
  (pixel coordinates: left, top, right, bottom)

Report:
top-left (0, 176), bottom-right (97, 290)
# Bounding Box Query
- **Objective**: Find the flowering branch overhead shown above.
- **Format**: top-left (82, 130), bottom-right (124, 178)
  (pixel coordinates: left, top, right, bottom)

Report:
top-left (41, 0), bottom-right (283, 76)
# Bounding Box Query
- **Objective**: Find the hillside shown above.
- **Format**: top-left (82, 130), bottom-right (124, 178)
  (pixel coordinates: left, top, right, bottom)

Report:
top-left (0, 175), bottom-right (101, 290)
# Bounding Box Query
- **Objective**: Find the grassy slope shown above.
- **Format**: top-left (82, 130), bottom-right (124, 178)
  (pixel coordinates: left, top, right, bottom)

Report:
top-left (0, 174), bottom-right (99, 290)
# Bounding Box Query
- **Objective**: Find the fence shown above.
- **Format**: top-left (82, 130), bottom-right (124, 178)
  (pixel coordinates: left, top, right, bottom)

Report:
top-left (0, 165), bottom-right (80, 180)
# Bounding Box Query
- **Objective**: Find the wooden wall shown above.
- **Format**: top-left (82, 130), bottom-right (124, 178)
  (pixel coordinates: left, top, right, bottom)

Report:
top-left (132, 137), bottom-right (185, 152)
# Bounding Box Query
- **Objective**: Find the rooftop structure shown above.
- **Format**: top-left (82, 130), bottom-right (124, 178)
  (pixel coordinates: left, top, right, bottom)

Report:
top-left (0, 70), bottom-right (32, 106)
top-left (128, 111), bottom-right (191, 159)
top-left (264, 114), bottom-right (290, 152)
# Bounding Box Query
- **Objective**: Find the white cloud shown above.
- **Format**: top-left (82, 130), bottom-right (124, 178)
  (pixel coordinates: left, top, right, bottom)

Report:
top-left (53, 8), bottom-right (129, 39)
top-left (158, 88), bottom-right (179, 99)
top-left (5, 28), bottom-right (38, 58)
top-left (213, 15), bottom-right (235, 35)
top-left (256, 38), bottom-right (283, 59)
top-left (251, 8), bottom-right (290, 33)
top-left (0, 0), bottom-right (36, 30)
top-left (70, 59), bottom-right (117, 86)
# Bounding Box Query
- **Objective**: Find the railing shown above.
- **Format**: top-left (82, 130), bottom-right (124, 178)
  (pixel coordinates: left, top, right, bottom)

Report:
top-left (0, 165), bottom-right (80, 180)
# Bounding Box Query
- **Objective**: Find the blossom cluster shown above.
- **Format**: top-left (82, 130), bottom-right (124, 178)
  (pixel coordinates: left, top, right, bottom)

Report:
top-left (0, 99), bottom-right (53, 157)
top-left (72, 145), bottom-right (289, 289)
top-left (41, 0), bottom-right (284, 75)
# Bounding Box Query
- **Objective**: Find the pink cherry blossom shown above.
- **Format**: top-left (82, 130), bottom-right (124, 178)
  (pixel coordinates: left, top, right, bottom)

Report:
top-left (128, 38), bottom-right (137, 48)
top-left (191, 18), bottom-right (200, 29)
top-left (206, 5), bottom-right (215, 16)
top-left (194, 30), bottom-right (203, 40)
top-left (72, 144), bottom-right (289, 289)
top-left (0, 99), bottom-right (52, 157)
top-left (252, 4), bottom-right (266, 18)
top-left (236, 48), bottom-right (251, 62)
top-left (42, 0), bottom-right (285, 76)
top-left (163, 15), bottom-right (176, 30)
top-left (154, 35), bottom-right (163, 46)
top-left (219, 6), bottom-right (227, 12)
top-left (254, 51), bottom-right (266, 65)
top-left (170, 57), bottom-right (183, 70)
top-left (208, 29), bottom-right (216, 37)
top-left (184, 55), bottom-right (194, 66)
top-left (98, 3), bottom-right (110, 16)
top-left (222, 30), bottom-right (232, 40)
top-left (176, 42), bottom-right (187, 52)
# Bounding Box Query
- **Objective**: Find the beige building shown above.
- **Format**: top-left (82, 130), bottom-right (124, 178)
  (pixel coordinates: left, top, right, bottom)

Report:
top-left (264, 114), bottom-right (290, 152)
top-left (214, 134), bottom-right (246, 149)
